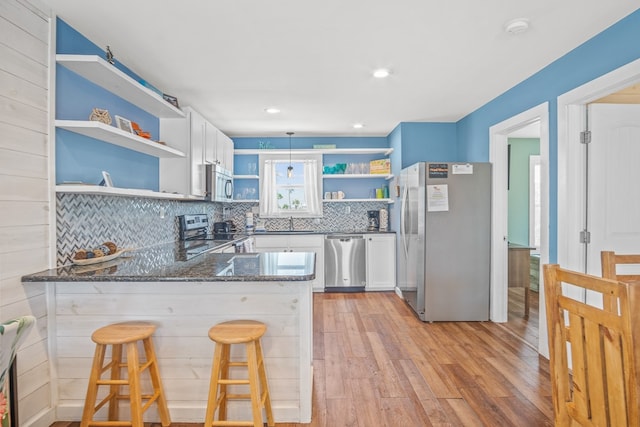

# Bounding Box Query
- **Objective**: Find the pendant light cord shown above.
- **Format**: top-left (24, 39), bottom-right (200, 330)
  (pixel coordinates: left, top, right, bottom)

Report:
top-left (286, 131), bottom-right (294, 178)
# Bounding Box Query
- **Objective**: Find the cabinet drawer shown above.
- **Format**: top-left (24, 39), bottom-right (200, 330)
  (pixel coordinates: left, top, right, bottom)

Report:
top-left (253, 235), bottom-right (289, 249)
top-left (287, 234), bottom-right (323, 248)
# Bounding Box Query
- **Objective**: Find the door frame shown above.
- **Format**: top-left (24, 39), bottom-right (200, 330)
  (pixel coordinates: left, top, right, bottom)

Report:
top-left (489, 102), bottom-right (550, 355)
top-left (557, 57), bottom-right (640, 273)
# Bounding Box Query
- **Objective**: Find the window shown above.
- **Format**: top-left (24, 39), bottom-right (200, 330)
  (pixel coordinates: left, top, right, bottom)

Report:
top-left (259, 153), bottom-right (322, 218)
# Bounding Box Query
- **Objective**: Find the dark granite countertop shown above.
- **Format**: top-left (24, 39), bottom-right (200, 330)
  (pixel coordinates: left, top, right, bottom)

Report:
top-left (22, 240), bottom-right (316, 283)
top-left (248, 230), bottom-right (396, 235)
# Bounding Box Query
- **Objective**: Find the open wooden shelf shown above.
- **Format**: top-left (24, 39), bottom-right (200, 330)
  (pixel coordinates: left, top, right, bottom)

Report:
top-left (56, 184), bottom-right (204, 200)
top-left (323, 173), bottom-right (393, 180)
top-left (323, 198), bottom-right (394, 204)
top-left (56, 120), bottom-right (185, 158)
top-left (56, 54), bottom-right (185, 118)
top-left (234, 148), bottom-right (393, 156)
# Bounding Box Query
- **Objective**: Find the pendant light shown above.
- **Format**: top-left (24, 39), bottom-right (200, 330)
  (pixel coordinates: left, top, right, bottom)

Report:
top-left (286, 131), bottom-right (294, 178)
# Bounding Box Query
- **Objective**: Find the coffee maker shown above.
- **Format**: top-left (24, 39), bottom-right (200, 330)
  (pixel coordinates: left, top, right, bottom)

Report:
top-left (367, 210), bottom-right (380, 231)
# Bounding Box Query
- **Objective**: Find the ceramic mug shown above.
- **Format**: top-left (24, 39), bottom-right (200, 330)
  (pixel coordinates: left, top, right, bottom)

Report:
top-left (324, 191), bottom-right (332, 199)
top-left (337, 191), bottom-right (345, 199)
top-left (331, 191), bottom-right (338, 199)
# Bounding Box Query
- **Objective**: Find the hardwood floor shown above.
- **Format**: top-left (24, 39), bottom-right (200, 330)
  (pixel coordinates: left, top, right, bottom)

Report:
top-left (504, 288), bottom-right (540, 349)
top-left (51, 292), bottom-right (553, 427)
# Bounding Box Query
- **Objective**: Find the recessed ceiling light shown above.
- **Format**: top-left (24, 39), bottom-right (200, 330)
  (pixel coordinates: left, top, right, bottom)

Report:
top-left (504, 18), bottom-right (529, 35)
top-left (373, 68), bottom-right (391, 79)
top-left (265, 107), bottom-right (280, 114)
top-left (353, 123), bottom-right (364, 129)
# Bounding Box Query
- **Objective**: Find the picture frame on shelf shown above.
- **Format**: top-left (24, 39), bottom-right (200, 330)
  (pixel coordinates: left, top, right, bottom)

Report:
top-left (114, 115), bottom-right (133, 133)
top-left (163, 94), bottom-right (179, 108)
top-left (100, 171), bottom-right (114, 187)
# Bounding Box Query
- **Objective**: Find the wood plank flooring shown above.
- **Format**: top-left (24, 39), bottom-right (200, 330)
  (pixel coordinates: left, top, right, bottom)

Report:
top-left (51, 291), bottom-right (553, 427)
top-left (504, 288), bottom-right (540, 349)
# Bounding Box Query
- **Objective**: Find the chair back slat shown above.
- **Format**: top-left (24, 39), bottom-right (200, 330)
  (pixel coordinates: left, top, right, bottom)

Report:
top-left (543, 264), bottom-right (639, 427)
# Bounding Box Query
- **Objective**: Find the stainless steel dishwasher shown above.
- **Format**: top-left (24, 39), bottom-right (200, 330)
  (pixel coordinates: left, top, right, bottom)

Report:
top-left (324, 234), bottom-right (366, 292)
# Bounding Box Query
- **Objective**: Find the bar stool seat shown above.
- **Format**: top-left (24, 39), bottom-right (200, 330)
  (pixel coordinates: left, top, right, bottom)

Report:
top-left (205, 320), bottom-right (274, 427)
top-left (80, 321), bottom-right (171, 427)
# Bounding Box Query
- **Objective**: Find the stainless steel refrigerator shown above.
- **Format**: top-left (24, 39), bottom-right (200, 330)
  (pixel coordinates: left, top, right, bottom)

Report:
top-left (397, 162), bottom-right (491, 321)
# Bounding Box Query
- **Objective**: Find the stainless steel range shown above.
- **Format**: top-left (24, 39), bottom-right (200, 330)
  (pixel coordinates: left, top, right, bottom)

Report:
top-left (177, 214), bottom-right (245, 259)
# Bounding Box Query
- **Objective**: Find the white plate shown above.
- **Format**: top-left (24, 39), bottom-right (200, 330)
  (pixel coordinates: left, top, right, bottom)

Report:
top-left (72, 249), bottom-right (126, 265)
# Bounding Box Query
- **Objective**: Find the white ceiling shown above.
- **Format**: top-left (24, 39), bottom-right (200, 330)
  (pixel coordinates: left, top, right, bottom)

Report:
top-left (44, 1), bottom-right (638, 138)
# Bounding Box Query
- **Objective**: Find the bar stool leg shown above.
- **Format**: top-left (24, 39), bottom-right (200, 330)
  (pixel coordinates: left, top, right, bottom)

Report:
top-left (255, 339), bottom-right (274, 427)
top-left (81, 344), bottom-right (106, 427)
top-left (126, 341), bottom-right (143, 427)
top-left (218, 343), bottom-right (230, 422)
top-left (246, 341), bottom-right (262, 427)
top-left (205, 343), bottom-right (224, 427)
top-left (142, 336), bottom-right (171, 427)
top-left (107, 344), bottom-right (122, 421)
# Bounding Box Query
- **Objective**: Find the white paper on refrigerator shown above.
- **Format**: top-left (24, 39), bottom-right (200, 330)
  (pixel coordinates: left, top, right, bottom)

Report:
top-left (427, 184), bottom-right (449, 212)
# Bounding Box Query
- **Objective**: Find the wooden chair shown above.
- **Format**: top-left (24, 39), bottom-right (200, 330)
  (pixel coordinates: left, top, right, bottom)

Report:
top-left (543, 264), bottom-right (639, 426)
top-left (601, 250), bottom-right (640, 300)
top-left (601, 250), bottom-right (640, 411)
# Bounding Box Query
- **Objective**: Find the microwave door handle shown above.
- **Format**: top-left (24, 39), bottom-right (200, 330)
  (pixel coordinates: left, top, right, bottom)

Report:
top-left (225, 179), bottom-right (233, 199)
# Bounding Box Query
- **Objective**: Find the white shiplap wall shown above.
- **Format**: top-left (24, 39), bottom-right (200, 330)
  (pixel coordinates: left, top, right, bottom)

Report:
top-left (0, 0), bottom-right (54, 426)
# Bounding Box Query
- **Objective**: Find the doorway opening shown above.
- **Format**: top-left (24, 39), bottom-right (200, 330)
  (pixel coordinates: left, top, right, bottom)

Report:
top-left (489, 102), bottom-right (550, 357)
top-left (505, 129), bottom-right (541, 349)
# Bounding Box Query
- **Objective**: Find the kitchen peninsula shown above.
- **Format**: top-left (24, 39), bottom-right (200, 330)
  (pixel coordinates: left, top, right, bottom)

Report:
top-left (23, 242), bottom-right (315, 423)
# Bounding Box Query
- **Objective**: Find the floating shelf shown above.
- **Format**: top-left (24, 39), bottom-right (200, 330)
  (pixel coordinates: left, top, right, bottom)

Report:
top-left (235, 148), bottom-right (393, 156)
top-left (233, 175), bottom-right (259, 179)
top-left (323, 198), bottom-right (394, 204)
top-left (323, 174), bottom-right (393, 180)
top-left (233, 199), bottom-right (259, 203)
top-left (56, 120), bottom-right (185, 158)
top-left (56, 54), bottom-right (185, 118)
top-left (56, 185), bottom-right (204, 200)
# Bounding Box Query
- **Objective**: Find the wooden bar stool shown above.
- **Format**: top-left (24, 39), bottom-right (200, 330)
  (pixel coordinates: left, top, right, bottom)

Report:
top-left (204, 320), bottom-right (274, 427)
top-left (80, 321), bottom-right (171, 427)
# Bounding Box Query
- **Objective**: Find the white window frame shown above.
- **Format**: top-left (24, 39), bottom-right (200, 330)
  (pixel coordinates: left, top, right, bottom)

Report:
top-left (258, 153), bottom-right (323, 218)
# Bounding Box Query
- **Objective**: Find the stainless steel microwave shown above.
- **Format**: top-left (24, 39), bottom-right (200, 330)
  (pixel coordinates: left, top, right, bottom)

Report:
top-left (206, 164), bottom-right (233, 202)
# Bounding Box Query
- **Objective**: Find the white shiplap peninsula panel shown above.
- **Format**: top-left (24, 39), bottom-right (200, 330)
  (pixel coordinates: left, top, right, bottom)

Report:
top-left (0, 0), bottom-right (53, 426)
top-left (53, 280), bottom-right (313, 423)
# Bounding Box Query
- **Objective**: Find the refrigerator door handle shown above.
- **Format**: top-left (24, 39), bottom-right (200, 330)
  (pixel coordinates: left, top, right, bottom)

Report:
top-left (400, 181), bottom-right (409, 259)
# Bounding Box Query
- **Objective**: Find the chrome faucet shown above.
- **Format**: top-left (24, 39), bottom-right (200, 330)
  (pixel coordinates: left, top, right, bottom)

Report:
top-left (289, 216), bottom-right (294, 231)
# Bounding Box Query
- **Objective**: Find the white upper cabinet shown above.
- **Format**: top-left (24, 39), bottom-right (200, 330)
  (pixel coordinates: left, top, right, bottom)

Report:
top-left (216, 129), bottom-right (234, 174)
top-left (159, 107), bottom-right (206, 198)
top-left (159, 107), bottom-right (234, 198)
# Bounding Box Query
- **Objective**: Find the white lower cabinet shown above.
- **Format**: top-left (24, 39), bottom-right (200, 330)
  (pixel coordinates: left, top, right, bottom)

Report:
top-left (253, 234), bottom-right (325, 291)
top-left (365, 233), bottom-right (396, 291)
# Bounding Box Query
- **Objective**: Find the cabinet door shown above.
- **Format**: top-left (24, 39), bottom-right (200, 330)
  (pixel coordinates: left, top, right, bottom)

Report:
top-left (159, 116), bottom-right (190, 195)
top-left (216, 129), bottom-right (234, 173)
top-left (204, 121), bottom-right (217, 165)
top-left (189, 112), bottom-right (206, 197)
top-left (366, 234), bottom-right (396, 291)
top-left (223, 133), bottom-right (234, 174)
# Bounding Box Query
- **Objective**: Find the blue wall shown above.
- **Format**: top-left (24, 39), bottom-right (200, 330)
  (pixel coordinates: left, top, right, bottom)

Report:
top-left (456, 9), bottom-right (640, 262)
top-left (398, 122), bottom-right (457, 168)
top-left (55, 19), bottom-right (160, 189)
top-left (508, 138), bottom-right (540, 246)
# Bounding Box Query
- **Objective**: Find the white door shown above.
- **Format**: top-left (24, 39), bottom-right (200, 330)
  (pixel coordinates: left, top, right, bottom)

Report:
top-left (586, 104), bottom-right (640, 284)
